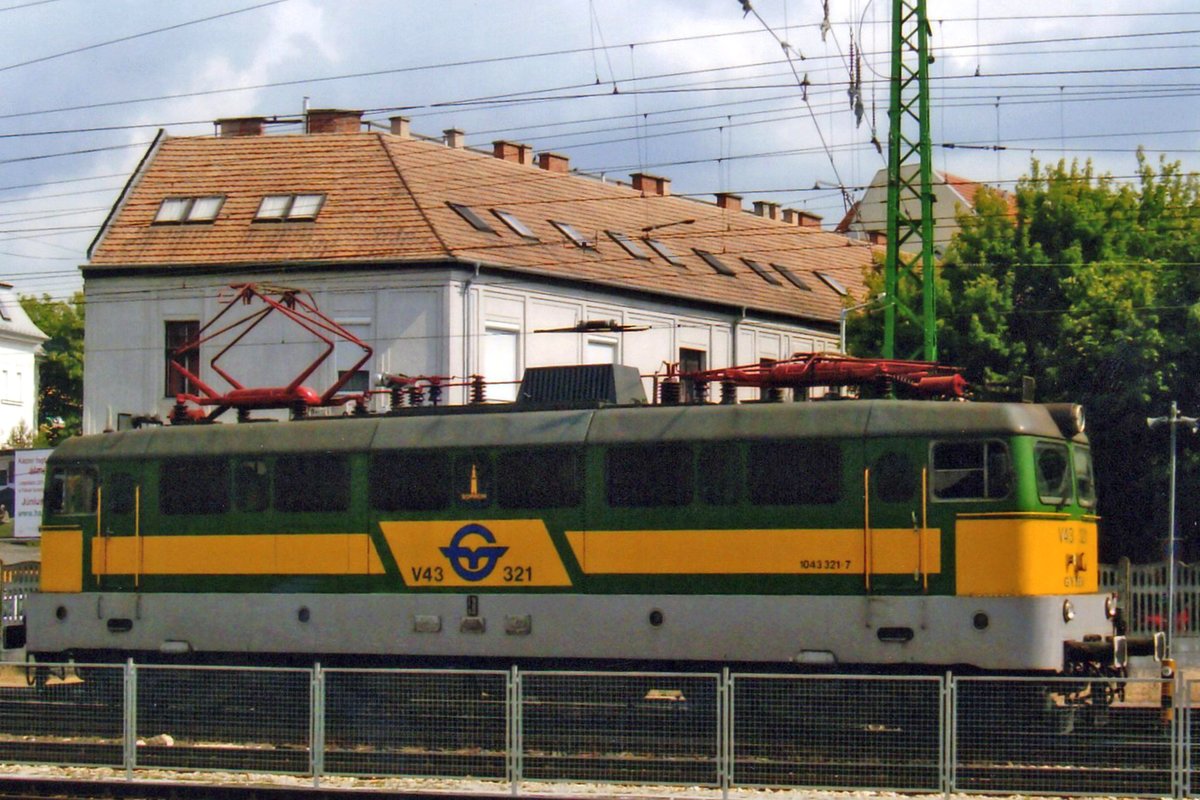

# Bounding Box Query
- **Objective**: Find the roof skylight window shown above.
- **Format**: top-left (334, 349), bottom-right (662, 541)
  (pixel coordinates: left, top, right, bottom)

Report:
top-left (814, 271), bottom-right (849, 296)
top-left (607, 231), bottom-right (649, 259)
top-left (693, 249), bottom-right (737, 277)
top-left (154, 196), bottom-right (225, 224)
top-left (448, 202), bottom-right (496, 233)
top-left (741, 258), bottom-right (782, 286)
top-left (255, 193), bottom-right (325, 221)
top-left (550, 220), bottom-right (594, 249)
top-left (493, 209), bottom-right (538, 239)
top-left (771, 263), bottom-right (812, 291)
top-left (645, 238), bottom-right (685, 267)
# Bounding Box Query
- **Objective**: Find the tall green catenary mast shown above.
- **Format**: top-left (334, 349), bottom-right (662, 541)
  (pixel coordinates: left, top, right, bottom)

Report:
top-left (882, 0), bottom-right (936, 361)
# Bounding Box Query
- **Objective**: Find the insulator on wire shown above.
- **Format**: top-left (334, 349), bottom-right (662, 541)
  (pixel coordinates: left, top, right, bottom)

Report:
top-left (660, 380), bottom-right (681, 405)
top-left (720, 381), bottom-right (738, 404)
top-left (470, 375), bottom-right (486, 405)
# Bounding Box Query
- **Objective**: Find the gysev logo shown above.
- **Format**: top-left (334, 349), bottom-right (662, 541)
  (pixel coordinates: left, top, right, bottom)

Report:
top-left (439, 523), bottom-right (509, 581)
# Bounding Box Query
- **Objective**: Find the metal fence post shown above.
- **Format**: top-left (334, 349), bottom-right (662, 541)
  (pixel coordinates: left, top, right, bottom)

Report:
top-left (719, 667), bottom-right (731, 800)
top-left (310, 662), bottom-right (324, 788)
top-left (1184, 677), bottom-right (1193, 800)
top-left (123, 658), bottom-right (137, 780)
top-left (944, 671), bottom-right (955, 797)
top-left (508, 665), bottom-right (522, 796)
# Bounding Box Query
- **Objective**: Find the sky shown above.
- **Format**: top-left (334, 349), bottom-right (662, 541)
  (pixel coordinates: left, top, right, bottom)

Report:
top-left (0, 0), bottom-right (1196, 301)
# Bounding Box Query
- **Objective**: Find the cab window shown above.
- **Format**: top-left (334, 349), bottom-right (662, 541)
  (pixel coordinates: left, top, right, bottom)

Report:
top-left (1034, 441), bottom-right (1071, 505)
top-left (931, 441), bottom-right (1011, 501)
top-left (1073, 445), bottom-right (1096, 508)
top-left (45, 466), bottom-right (98, 514)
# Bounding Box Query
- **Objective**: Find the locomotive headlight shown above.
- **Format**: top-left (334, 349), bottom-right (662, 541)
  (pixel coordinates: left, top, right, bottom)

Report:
top-left (1105, 594), bottom-right (1119, 619)
top-left (1062, 599), bottom-right (1076, 623)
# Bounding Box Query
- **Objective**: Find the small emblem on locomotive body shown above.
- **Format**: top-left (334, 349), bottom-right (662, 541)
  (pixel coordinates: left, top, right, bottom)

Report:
top-left (440, 523), bottom-right (509, 581)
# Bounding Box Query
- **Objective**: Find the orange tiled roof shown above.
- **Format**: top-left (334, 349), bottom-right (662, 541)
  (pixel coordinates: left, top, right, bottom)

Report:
top-left (89, 131), bottom-right (873, 324)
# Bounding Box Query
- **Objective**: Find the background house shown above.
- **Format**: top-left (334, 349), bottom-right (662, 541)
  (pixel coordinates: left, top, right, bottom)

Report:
top-left (82, 109), bottom-right (875, 433)
top-left (0, 284), bottom-right (47, 442)
top-left (835, 166), bottom-right (1004, 254)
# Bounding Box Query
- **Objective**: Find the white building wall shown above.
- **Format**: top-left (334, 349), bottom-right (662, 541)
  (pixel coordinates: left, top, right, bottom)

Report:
top-left (83, 267), bottom-right (838, 433)
top-left (0, 344), bottom-right (40, 439)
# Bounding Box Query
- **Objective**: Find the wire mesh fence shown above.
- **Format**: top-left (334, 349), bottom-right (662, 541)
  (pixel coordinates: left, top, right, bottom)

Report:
top-left (134, 664), bottom-right (312, 775)
top-left (730, 673), bottom-right (943, 793)
top-left (0, 662), bottom-right (124, 768)
top-left (953, 675), bottom-right (1174, 798)
top-left (322, 668), bottom-right (509, 780)
top-left (2, 660), bottom-right (1197, 797)
top-left (518, 671), bottom-right (721, 788)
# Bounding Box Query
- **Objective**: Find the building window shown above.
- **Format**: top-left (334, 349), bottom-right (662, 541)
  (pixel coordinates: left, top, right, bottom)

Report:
top-left (165, 320), bottom-right (200, 398)
top-left (742, 258), bottom-right (782, 286)
top-left (493, 209), bottom-right (538, 239)
top-left (154, 196), bottom-right (225, 224)
top-left (679, 347), bottom-right (707, 403)
top-left (772, 263), bottom-right (812, 291)
top-left (254, 193), bottom-right (325, 221)
top-left (335, 323), bottom-right (371, 394)
top-left (814, 270), bottom-right (849, 296)
top-left (483, 325), bottom-right (520, 402)
top-left (447, 202), bottom-right (496, 233)
top-left (645, 238), bottom-right (686, 267)
top-left (549, 220), bottom-right (594, 249)
top-left (694, 249), bottom-right (737, 277)
top-left (607, 231), bottom-right (650, 259)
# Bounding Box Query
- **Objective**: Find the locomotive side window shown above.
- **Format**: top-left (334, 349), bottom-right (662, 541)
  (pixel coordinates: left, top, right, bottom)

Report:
top-left (931, 441), bottom-right (1011, 500)
top-left (45, 466), bottom-right (98, 514)
top-left (234, 459), bottom-right (270, 512)
top-left (1034, 442), bottom-right (1071, 505)
top-left (275, 454), bottom-right (350, 512)
top-left (873, 452), bottom-right (917, 503)
top-left (747, 440), bottom-right (841, 505)
top-left (607, 443), bottom-right (693, 507)
top-left (497, 448), bottom-right (582, 508)
top-left (1074, 445), bottom-right (1097, 508)
top-left (160, 458), bottom-right (229, 515)
top-left (106, 472), bottom-right (136, 515)
top-left (369, 451), bottom-right (450, 511)
top-left (698, 442), bottom-right (742, 505)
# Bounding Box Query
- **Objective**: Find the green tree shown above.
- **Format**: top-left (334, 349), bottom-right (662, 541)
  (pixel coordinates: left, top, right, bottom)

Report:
top-left (21, 292), bottom-right (83, 445)
top-left (848, 154), bottom-right (1200, 562)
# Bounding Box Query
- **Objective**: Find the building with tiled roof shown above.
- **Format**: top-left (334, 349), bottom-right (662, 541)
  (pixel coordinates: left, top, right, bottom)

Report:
top-left (835, 166), bottom-right (1010, 254)
top-left (0, 283), bottom-right (47, 441)
top-left (82, 109), bottom-right (873, 432)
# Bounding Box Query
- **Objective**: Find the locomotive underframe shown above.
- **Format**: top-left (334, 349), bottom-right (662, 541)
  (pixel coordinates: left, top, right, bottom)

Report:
top-left (27, 590), bottom-right (1118, 674)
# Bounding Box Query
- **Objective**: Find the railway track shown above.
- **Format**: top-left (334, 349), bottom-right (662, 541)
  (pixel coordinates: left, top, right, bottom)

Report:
top-left (0, 776), bottom-right (527, 800)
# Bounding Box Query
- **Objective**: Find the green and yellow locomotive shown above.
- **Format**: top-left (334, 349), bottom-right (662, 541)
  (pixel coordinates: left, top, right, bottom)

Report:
top-left (26, 361), bottom-right (1121, 675)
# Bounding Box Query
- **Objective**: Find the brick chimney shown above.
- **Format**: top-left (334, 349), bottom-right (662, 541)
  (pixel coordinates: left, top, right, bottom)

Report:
top-left (493, 140), bottom-right (533, 165)
top-left (444, 128), bottom-right (465, 148)
top-left (389, 116), bottom-right (411, 138)
top-left (306, 109), bottom-right (363, 134)
top-left (538, 152), bottom-right (570, 173)
top-left (753, 201), bottom-right (780, 220)
top-left (216, 117), bottom-right (265, 137)
top-left (782, 208), bottom-right (824, 228)
top-left (715, 192), bottom-right (742, 211)
top-left (631, 172), bottom-right (670, 196)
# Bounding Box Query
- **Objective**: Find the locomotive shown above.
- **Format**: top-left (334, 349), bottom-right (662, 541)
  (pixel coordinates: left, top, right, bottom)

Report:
top-left (23, 358), bottom-right (1125, 676)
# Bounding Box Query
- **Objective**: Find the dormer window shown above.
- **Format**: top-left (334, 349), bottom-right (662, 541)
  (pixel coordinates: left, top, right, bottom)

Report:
top-left (741, 258), bottom-right (782, 286)
top-left (772, 263), bottom-right (812, 291)
top-left (694, 249), bottom-right (737, 277)
top-left (154, 196), bottom-right (225, 224)
top-left (493, 209), bottom-right (537, 239)
top-left (550, 220), bottom-right (594, 249)
top-left (645, 238), bottom-right (685, 267)
top-left (607, 231), bottom-right (649, 259)
top-left (815, 271), bottom-right (849, 296)
top-left (448, 202), bottom-right (496, 233)
top-left (255, 193), bottom-right (325, 222)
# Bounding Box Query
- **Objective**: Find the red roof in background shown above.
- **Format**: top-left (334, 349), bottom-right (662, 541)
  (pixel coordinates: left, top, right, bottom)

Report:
top-left (89, 130), bottom-right (875, 325)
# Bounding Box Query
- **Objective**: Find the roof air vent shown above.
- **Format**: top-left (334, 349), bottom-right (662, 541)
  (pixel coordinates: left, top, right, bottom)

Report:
top-left (517, 364), bottom-right (646, 406)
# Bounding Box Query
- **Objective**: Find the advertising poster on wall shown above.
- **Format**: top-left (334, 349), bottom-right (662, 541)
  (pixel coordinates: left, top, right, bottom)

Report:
top-left (13, 449), bottom-right (51, 539)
